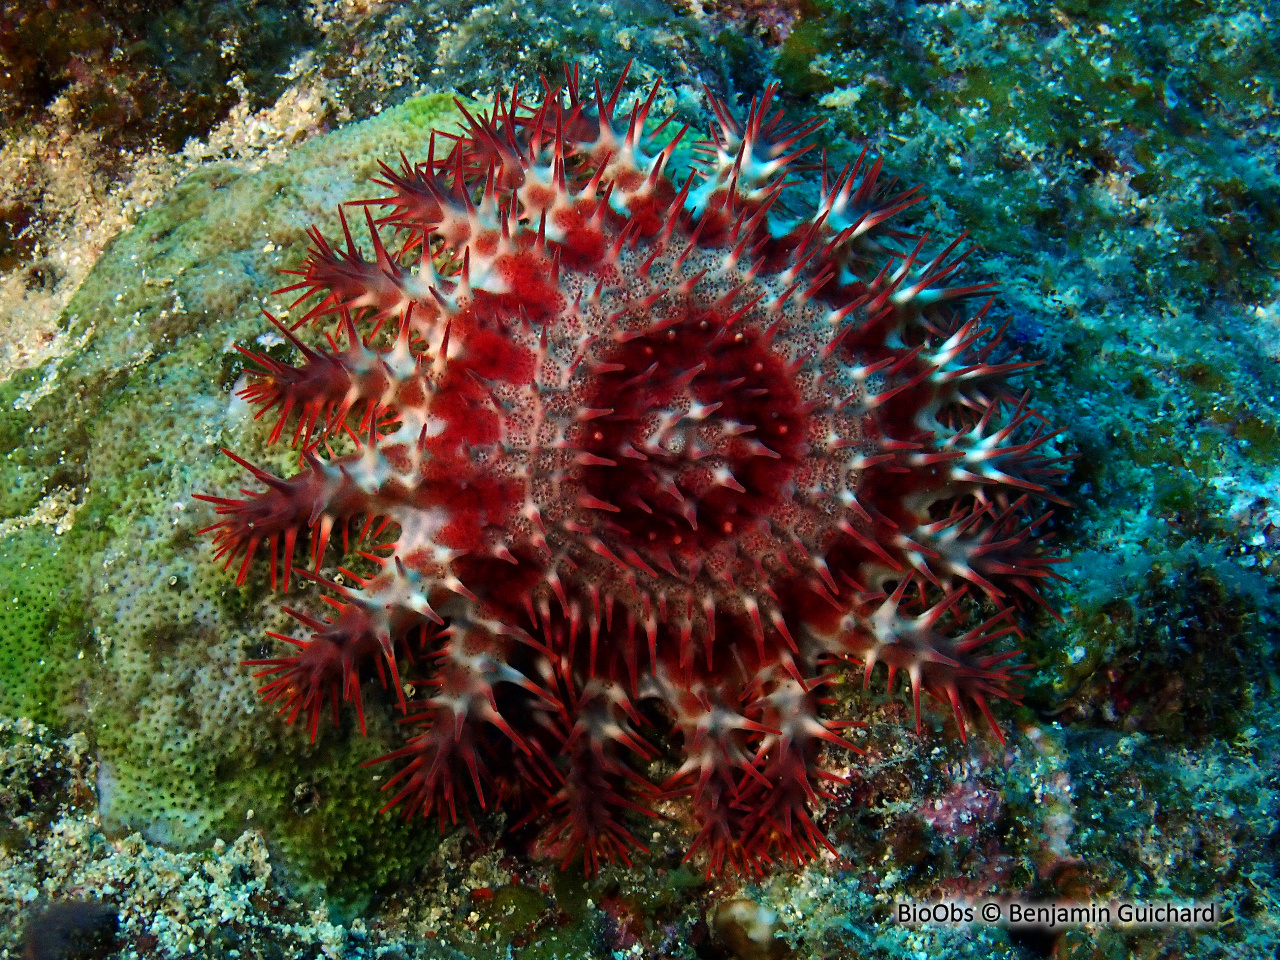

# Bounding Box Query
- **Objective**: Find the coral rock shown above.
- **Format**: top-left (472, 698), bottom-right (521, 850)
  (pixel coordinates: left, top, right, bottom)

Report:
top-left (196, 65), bottom-right (1068, 875)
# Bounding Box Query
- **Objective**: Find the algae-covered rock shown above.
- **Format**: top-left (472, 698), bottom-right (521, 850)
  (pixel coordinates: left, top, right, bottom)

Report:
top-left (0, 92), bottom-right (472, 907)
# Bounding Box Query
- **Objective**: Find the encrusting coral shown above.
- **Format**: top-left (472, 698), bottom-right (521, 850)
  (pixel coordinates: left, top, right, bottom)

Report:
top-left (195, 64), bottom-right (1068, 875)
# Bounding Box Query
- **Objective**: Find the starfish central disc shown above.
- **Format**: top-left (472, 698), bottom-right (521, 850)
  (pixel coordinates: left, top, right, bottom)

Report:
top-left (579, 310), bottom-right (806, 570)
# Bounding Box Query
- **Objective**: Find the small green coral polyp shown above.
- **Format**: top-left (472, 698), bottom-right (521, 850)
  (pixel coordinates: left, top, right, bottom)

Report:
top-left (196, 67), bottom-right (1068, 874)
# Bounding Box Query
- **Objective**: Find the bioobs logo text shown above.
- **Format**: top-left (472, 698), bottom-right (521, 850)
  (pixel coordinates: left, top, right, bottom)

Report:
top-left (898, 902), bottom-right (979, 925)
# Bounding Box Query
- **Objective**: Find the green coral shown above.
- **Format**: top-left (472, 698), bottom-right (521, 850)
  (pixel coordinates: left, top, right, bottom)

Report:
top-left (0, 525), bottom-right (93, 725)
top-left (0, 92), bottom-right (468, 907)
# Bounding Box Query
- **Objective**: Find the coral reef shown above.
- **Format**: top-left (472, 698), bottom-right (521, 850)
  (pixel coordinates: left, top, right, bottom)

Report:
top-left (0, 1), bottom-right (1278, 958)
top-left (197, 66), bottom-right (1065, 874)
top-left (0, 718), bottom-right (393, 959)
top-left (0, 0), bottom-right (319, 151)
top-left (0, 0), bottom-right (723, 386)
top-left (1, 92), bottom-right (479, 909)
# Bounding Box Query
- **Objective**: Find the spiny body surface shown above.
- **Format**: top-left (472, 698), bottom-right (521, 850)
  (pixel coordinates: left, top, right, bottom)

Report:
top-left (197, 67), bottom-right (1067, 874)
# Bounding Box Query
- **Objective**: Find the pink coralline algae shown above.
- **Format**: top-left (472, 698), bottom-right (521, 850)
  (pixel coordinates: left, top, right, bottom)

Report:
top-left (196, 66), bottom-right (1068, 874)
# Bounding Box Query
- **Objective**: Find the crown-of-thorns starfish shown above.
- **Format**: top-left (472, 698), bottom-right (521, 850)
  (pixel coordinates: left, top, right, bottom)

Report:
top-left (196, 64), bottom-right (1069, 875)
